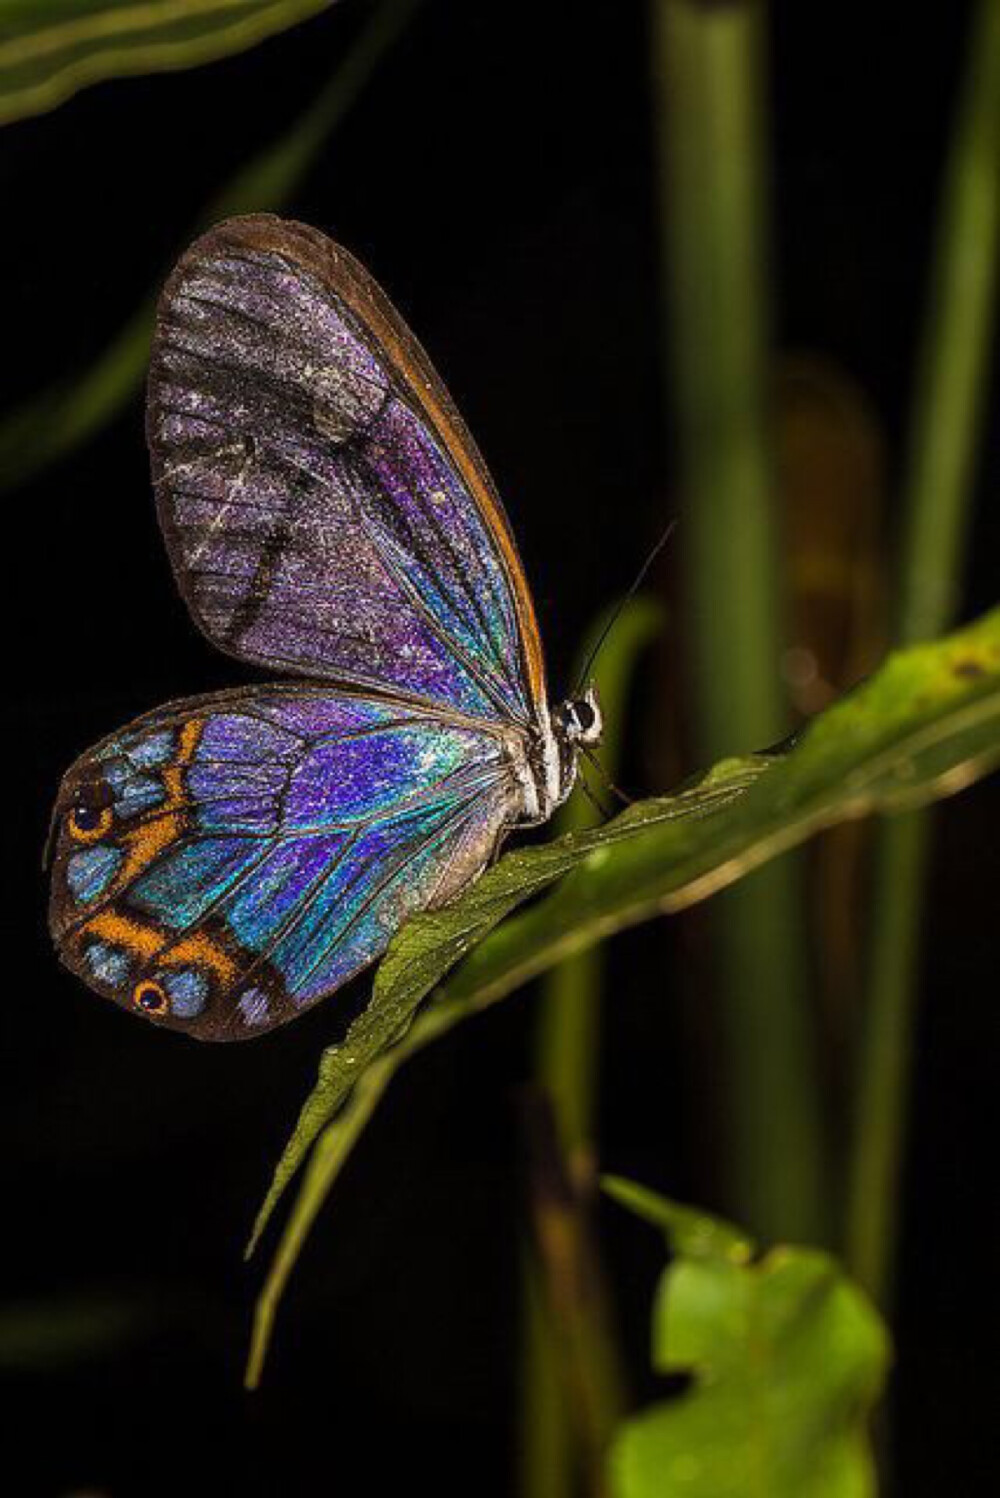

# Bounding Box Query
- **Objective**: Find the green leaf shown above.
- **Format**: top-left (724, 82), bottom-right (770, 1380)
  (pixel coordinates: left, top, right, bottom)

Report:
top-left (601, 1176), bottom-right (753, 1265)
top-left (243, 602), bottom-right (1000, 1383)
top-left (246, 755), bottom-right (766, 1248)
top-left (0, 0), bottom-right (418, 492)
top-left (608, 1244), bottom-right (889, 1498)
top-left (0, 0), bottom-right (339, 125)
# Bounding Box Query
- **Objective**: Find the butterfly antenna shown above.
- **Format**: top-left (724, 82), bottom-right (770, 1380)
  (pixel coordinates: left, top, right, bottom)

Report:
top-left (572, 517), bottom-right (677, 698)
top-left (581, 744), bottom-right (632, 807)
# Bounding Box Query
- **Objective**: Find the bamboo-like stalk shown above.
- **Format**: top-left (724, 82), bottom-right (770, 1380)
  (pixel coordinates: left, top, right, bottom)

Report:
top-left (536, 601), bottom-right (663, 1165)
top-left (520, 1249), bottom-right (576, 1498)
top-left (519, 600), bottom-right (659, 1498)
top-left (846, 0), bottom-right (1000, 1303)
top-left (652, 0), bottom-right (826, 1242)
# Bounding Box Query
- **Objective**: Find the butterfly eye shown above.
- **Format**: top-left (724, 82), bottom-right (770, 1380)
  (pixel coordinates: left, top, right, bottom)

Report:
top-left (556, 698), bottom-right (599, 738)
top-left (133, 980), bottom-right (170, 1017)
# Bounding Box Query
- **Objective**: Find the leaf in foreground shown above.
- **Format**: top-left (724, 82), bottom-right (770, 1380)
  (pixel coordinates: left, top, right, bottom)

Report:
top-left (245, 601), bottom-right (1000, 1385)
top-left (605, 1180), bottom-right (890, 1498)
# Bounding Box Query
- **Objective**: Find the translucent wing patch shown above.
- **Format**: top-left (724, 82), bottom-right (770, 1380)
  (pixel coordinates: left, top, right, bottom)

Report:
top-left (49, 687), bottom-right (522, 1040)
top-left (148, 214), bottom-right (547, 727)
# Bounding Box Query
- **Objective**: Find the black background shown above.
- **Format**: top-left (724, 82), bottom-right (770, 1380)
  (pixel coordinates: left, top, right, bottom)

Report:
top-left (2, 1), bottom-right (999, 1493)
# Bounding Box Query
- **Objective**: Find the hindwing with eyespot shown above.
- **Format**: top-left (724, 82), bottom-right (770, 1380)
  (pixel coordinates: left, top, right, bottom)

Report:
top-left (48, 686), bottom-right (523, 1040)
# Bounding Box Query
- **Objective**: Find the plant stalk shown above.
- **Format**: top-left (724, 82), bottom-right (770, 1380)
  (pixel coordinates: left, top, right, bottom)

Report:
top-left (519, 600), bottom-right (660, 1498)
top-left (652, 0), bottom-right (826, 1243)
top-left (846, 0), bottom-right (1000, 1303)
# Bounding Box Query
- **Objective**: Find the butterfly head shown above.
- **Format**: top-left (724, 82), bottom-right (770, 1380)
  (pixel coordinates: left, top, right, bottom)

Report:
top-left (531, 685), bottom-right (603, 821)
top-left (553, 684), bottom-right (603, 750)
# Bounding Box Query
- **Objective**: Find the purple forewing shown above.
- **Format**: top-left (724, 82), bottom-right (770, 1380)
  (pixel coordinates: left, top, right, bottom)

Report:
top-left (147, 217), bottom-right (538, 728)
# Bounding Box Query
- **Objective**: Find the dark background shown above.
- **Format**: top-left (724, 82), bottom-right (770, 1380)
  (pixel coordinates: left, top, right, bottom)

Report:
top-left (3, 1), bottom-right (998, 1493)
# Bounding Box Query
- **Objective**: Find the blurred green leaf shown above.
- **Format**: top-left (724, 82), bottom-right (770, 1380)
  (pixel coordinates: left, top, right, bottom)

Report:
top-left (0, 0), bottom-right (339, 125)
top-left (608, 1219), bottom-right (889, 1498)
top-left (602, 1176), bottom-right (753, 1265)
top-left (0, 0), bottom-right (418, 490)
top-left (245, 601), bottom-right (1000, 1386)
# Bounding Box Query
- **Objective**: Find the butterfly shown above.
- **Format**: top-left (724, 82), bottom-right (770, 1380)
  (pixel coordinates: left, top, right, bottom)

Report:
top-left (47, 215), bottom-right (602, 1041)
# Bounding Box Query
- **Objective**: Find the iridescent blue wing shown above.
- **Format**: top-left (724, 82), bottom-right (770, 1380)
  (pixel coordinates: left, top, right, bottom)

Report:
top-left (147, 214), bottom-right (549, 728)
top-left (48, 687), bottom-right (520, 1041)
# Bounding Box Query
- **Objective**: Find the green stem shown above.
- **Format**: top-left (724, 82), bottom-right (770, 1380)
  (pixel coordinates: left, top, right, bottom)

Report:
top-left (519, 600), bottom-right (661, 1498)
top-left (536, 601), bottom-right (664, 1162)
top-left (846, 0), bottom-right (1000, 1303)
top-left (652, 0), bottom-right (826, 1243)
top-left (520, 1249), bottom-right (576, 1498)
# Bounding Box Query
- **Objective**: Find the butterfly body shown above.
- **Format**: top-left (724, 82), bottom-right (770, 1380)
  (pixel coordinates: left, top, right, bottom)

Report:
top-left (48, 216), bottom-right (601, 1040)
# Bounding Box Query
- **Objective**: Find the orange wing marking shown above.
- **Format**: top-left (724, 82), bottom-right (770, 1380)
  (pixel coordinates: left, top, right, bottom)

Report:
top-left (118, 717), bottom-right (204, 885)
top-left (80, 913), bottom-right (236, 985)
top-left (77, 719), bottom-right (238, 984)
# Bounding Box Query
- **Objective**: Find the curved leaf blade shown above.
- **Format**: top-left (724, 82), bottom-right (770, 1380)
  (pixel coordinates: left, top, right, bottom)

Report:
top-left (246, 602), bottom-right (1000, 1383)
top-left (0, 0), bottom-right (337, 126)
top-left (247, 756), bottom-right (768, 1260)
